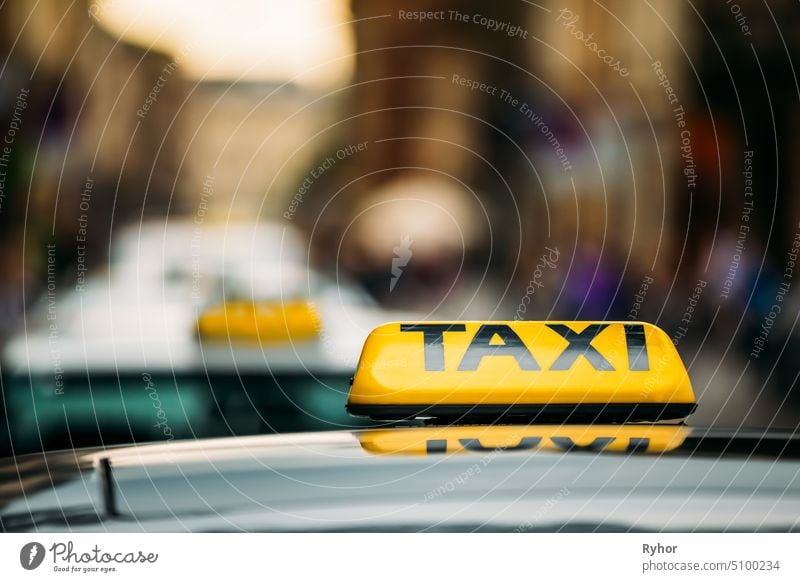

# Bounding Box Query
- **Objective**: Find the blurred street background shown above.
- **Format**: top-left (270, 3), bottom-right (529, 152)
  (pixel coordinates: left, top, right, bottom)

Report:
top-left (2, 0), bottom-right (800, 454)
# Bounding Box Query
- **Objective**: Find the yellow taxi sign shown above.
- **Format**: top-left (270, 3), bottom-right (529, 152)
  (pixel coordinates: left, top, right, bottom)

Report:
top-left (347, 321), bottom-right (696, 422)
top-left (359, 425), bottom-right (690, 456)
top-left (197, 299), bottom-right (320, 344)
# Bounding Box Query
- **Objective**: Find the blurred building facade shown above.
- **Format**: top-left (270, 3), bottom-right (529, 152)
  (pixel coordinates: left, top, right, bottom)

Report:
top-left (0, 0), bottom-right (185, 338)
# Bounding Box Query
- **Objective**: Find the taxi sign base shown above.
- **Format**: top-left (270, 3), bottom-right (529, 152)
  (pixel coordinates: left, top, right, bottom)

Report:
top-left (347, 403), bottom-right (698, 423)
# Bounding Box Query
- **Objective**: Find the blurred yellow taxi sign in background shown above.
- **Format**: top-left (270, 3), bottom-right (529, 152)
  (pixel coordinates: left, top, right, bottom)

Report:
top-left (359, 425), bottom-right (691, 456)
top-left (197, 299), bottom-right (320, 344)
top-left (347, 321), bottom-right (696, 422)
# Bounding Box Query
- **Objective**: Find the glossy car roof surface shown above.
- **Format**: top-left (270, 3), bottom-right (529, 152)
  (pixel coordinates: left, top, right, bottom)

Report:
top-left (1, 427), bottom-right (799, 532)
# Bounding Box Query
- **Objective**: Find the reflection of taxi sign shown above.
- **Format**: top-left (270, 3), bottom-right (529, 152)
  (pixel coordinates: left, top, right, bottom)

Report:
top-left (359, 425), bottom-right (690, 456)
top-left (197, 299), bottom-right (320, 344)
top-left (347, 321), bottom-right (696, 422)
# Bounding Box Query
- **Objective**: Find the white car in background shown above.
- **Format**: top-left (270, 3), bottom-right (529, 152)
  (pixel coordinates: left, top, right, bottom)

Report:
top-left (1, 220), bottom-right (417, 454)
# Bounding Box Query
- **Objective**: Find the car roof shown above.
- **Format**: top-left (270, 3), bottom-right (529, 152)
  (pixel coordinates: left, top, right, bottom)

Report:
top-left (2, 428), bottom-right (799, 532)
